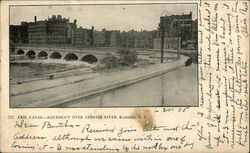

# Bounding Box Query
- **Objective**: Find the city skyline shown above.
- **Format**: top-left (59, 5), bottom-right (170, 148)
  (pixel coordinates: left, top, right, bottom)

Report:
top-left (10, 4), bottom-right (197, 32)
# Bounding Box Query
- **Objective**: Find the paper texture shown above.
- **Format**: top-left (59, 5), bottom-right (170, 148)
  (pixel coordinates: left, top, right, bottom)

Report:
top-left (0, 0), bottom-right (249, 152)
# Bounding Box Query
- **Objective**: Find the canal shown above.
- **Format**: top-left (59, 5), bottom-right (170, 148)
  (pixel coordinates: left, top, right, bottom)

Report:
top-left (57, 63), bottom-right (198, 107)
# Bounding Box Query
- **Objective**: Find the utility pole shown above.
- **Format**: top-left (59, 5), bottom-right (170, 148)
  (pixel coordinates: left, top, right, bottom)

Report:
top-left (160, 25), bottom-right (165, 63)
top-left (126, 37), bottom-right (128, 48)
top-left (177, 37), bottom-right (181, 59)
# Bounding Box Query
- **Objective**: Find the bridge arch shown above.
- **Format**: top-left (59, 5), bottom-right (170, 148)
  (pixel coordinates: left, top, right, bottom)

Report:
top-left (26, 50), bottom-right (36, 59)
top-left (37, 51), bottom-right (48, 59)
top-left (17, 49), bottom-right (25, 55)
top-left (50, 52), bottom-right (62, 59)
top-left (81, 54), bottom-right (98, 64)
top-left (64, 53), bottom-right (78, 61)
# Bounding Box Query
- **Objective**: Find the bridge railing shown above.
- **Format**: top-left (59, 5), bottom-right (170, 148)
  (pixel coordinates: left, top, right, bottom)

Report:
top-left (10, 55), bottom-right (29, 61)
top-left (14, 44), bottom-right (122, 52)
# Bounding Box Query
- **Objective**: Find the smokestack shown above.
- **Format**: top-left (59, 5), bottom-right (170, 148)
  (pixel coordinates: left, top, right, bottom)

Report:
top-left (58, 15), bottom-right (62, 20)
top-left (34, 16), bottom-right (37, 23)
top-left (90, 26), bottom-right (94, 46)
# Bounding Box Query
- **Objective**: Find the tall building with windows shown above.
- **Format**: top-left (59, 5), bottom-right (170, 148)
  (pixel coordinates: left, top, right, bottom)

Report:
top-left (110, 30), bottom-right (120, 48)
top-left (135, 30), bottom-right (157, 49)
top-left (154, 12), bottom-right (197, 49)
top-left (9, 22), bottom-right (28, 43)
top-left (28, 15), bottom-right (76, 45)
top-left (120, 30), bottom-right (138, 48)
top-left (73, 27), bottom-right (93, 47)
top-left (158, 12), bottom-right (194, 39)
top-left (93, 29), bottom-right (106, 47)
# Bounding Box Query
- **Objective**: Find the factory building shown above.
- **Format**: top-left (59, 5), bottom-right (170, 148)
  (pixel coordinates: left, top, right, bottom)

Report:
top-left (154, 12), bottom-right (197, 50)
top-left (28, 15), bottom-right (76, 45)
top-left (9, 22), bottom-right (28, 44)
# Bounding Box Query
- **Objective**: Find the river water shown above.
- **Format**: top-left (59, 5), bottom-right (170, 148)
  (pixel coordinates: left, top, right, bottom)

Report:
top-left (60, 64), bottom-right (198, 107)
top-left (10, 59), bottom-right (90, 83)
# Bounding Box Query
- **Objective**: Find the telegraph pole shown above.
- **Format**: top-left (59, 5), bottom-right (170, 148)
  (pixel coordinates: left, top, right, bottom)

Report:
top-left (126, 37), bottom-right (128, 48)
top-left (160, 25), bottom-right (165, 63)
top-left (177, 37), bottom-right (181, 59)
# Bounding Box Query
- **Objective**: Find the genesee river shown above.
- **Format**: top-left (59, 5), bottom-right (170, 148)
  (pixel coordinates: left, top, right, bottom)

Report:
top-left (10, 63), bottom-right (68, 82)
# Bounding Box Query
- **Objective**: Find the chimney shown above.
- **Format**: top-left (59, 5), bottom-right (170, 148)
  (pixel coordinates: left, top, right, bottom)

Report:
top-left (90, 26), bottom-right (94, 46)
top-left (58, 15), bottom-right (62, 20)
top-left (34, 16), bottom-right (37, 23)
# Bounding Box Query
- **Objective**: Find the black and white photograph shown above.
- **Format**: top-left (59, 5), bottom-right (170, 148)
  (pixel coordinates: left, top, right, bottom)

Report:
top-left (9, 3), bottom-right (198, 108)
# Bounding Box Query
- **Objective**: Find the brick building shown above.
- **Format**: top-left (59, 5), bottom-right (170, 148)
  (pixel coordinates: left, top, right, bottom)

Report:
top-left (73, 27), bottom-right (92, 47)
top-left (191, 19), bottom-right (198, 41)
top-left (10, 13), bottom-right (197, 50)
top-left (154, 37), bottom-right (181, 50)
top-left (28, 15), bottom-right (76, 45)
top-left (93, 29), bottom-right (106, 47)
top-left (135, 30), bottom-right (157, 49)
top-left (9, 22), bottom-right (28, 43)
top-left (154, 12), bottom-right (197, 49)
top-left (110, 30), bottom-right (121, 48)
top-left (120, 30), bottom-right (137, 48)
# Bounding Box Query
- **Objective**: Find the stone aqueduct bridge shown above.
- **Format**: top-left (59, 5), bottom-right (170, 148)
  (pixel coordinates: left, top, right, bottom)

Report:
top-left (13, 45), bottom-right (196, 63)
top-left (14, 46), bottom-right (121, 63)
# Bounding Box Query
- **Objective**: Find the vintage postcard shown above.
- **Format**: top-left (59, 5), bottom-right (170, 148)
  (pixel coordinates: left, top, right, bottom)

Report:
top-left (8, 3), bottom-right (198, 108)
top-left (0, 0), bottom-right (249, 152)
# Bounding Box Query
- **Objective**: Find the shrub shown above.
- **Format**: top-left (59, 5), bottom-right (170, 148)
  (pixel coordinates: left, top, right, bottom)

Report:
top-left (118, 48), bottom-right (138, 66)
top-left (94, 49), bottom-right (138, 71)
top-left (101, 54), bottom-right (119, 69)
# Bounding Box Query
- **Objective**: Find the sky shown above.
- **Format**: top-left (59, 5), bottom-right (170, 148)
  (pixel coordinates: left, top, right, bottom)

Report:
top-left (10, 4), bottom-right (197, 32)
